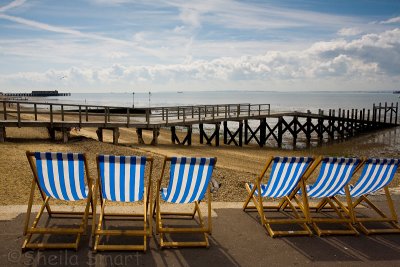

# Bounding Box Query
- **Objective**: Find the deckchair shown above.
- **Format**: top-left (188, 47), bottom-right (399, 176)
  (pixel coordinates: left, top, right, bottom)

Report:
top-left (93, 155), bottom-right (153, 251)
top-left (336, 158), bottom-right (400, 234)
top-left (243, 156), bottom-right (315, 237)
top-left (303, 157), bottom-right (362, 236)
top-left (23, 151), bottom-right (94, 250)
top-left (153, 156), bottom-right (217, 248)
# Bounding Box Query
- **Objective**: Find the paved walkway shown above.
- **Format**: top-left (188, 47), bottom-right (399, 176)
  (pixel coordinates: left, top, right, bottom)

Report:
top-left (1, 197), bottom-right (400, 267)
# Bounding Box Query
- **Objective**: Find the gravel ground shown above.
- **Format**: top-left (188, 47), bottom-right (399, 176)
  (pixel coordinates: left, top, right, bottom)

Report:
top-left (0, 126), bottom-right (399, 205)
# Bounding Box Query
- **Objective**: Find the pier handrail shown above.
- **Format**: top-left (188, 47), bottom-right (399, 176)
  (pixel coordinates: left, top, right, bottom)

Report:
top-left (0, 100), bottom-right (271, 127)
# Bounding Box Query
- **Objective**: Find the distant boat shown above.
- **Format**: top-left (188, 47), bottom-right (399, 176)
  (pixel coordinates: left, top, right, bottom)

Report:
top-left (393, 91), bottom-right (400, 94)
top-left (177, 91), bottom-right (183, 93)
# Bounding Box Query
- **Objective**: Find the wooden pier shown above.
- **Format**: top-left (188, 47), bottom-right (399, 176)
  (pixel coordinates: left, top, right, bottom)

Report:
top-left (0, 100), bottom-right (398, 148)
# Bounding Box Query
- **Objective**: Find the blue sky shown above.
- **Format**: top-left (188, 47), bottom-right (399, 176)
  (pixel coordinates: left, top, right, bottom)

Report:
top-left (0, 0), bottom-right (399, 93)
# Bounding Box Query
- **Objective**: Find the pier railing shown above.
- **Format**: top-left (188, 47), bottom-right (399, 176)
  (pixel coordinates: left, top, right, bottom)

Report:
top-left (0, 100), bottom-right (271, 127)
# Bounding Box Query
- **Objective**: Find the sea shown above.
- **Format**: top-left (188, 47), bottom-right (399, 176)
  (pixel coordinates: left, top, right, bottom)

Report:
top-left (44, 91), bottom-right (399, 114)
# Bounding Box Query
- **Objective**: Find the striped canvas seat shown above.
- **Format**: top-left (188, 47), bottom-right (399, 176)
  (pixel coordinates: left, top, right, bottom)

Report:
top-left (155, 156), bottom-right (217, 248)
top-left (24, 151), bottom-right (93, 251)
top-left (34, 152), bottom-right (88, 201)
top-left (243, 156), bottom-right (315, 237)
top-left (336, 158), bottom-right (400, 235)
top-left (343, 158), bottom-right (399, 197)
top-left (93, 154), bottom-right (153, 251)
top-left (161, 157), bottom-right (216, 203)
top-left (98, 155), bottom-right (146, 202)
top-left (307, 157), bottom-right (360, 198)
top-left (248, 157), bottom-right (313, 198)
top-left (302, 157), bottom-right (361, 236)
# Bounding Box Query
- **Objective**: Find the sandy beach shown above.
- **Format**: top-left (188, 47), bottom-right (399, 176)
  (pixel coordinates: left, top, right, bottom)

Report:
top-left (0, 124), bottom-right (399, 205)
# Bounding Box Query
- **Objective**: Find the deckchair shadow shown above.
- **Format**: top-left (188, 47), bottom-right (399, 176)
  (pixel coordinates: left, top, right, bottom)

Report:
top-left (243, 156), bottom-right (315, 237)
top-left (153, 156), bottom-right (217, 248)
top-left (23, 151), bottom-right (94, 250)
top-left (92, 154), bottom-right (153, 251)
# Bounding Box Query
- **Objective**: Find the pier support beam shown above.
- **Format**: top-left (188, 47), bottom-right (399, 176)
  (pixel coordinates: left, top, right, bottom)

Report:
top-left (151, 128), bottom-right (160, 145)
top-left (135, 128), bottom-right (159, 145)
top-left (223, 121), bottom-right (243, 146)
top-left (171, 126), bottom-right (192, 145)
top-left (244, 119), bottom-right (265, 147)
top-left (0, 126), bottom-right (6, 142)
top-left (96, 127), bottom-right (120, 145)
top-left (199, 123), bottom-right (220, 146)
top-left (136, 128), bottom-right (144, 144)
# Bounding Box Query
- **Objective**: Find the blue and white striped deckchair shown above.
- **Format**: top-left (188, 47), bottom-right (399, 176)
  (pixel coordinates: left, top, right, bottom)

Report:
top-left (23, 151), bottom-right (94, 251)
top-left (93, 154), bottom-right (153, 251)
top-left (243, 156), bottom-right (315, 237)
top-left (339, 158), bottom-right (400, 234)
top-left (154, 156), bottom-right (217, 248)
top-left (304, 157), bottom-right (361, 236)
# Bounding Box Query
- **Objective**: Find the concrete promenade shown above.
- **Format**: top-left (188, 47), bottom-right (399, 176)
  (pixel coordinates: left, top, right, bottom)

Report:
top-left (0, 197), bottom-right (400, 267)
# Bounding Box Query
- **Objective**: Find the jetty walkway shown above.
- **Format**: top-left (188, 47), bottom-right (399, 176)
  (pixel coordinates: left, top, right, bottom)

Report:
top-left (0, 100), bottom-right (398, 148)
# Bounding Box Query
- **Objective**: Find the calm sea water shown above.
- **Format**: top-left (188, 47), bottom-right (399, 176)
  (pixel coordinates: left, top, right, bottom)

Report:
top-left (44, 91), bottom-right (399, 113)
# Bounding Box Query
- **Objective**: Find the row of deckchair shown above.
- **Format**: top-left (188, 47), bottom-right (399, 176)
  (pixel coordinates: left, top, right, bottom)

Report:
top-left (22, 151), bottom-right (400, 252)
top-left (243, 156), bottom-right (400, 237)
top-left (23, 151), bottom-right (217, 251)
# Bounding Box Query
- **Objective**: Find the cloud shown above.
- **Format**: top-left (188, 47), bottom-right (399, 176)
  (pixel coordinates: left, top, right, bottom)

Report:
top-left (337, 27), bottom-right (363, 36)
top-left (379, 16), bottom-right (400, 24)
top-left (0, 0), bottom-right (26, 12)
top-left (1, 27), bottom-right (399, 91)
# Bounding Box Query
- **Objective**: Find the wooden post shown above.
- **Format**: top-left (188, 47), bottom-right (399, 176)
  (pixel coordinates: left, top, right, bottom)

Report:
top-left (85, 106), bottom-right (89, 122)
top-left (96, 128), bottom-right (103, 142)
top-left (146, 109), bottom-right (150, 126)
top-left (47, 127), bottom-right (56, 141)
top-left (199, 124), bottom-right (204, 144)
top-left (215, 123), bottom-right (220, 146)
top-left (166, 109), bottom-right (169, 125)
top-left (244, 120), bottom-right (248, 145)
top-left (61, 105), bottom-right (64, 121)
top-left (50, 104), bottom-right (53, 128)
top-left (306, 112), bottom-right (311, 144)
top-left (0, 126), bottom-right (6, 142)
top-left (293, 116), bottom-right (298, 147)
top-left (378, 103), bottom-right (382, 122)
top-left (223, 121), bottom-right (228, 144)
top-left (277, 117), bottom-right (283, 148)
top-left (79, 105), bottom-right (82, 127)
top-left (17, 102), bottom-right (21, 128)
top-left (162, 107), bottom-right (164, 120)
top-left (384, 102), bottom-right (387, 123)
top-left (2, 102), bottom-right (6, 120)
top-left (136, 128), bottom-right (144, 144)
top-left (396, 102), bottom-right (399, 125)
top-left (34, 104), bottom-right (37, 121)
top-left (171, 126), bottom-right (176, 144)
top-left (390, 103), bottom-right (394, 124)
top-left (187, 126), bottom-right (192, 145)
top-left (238, 120), bottom-right (243, 147)
top-left (260, 118), bottom-right (266, 147)
top-left (62, 128), bottom-right (70, 143)
top-left (113, 128), bottom-right (120, 145)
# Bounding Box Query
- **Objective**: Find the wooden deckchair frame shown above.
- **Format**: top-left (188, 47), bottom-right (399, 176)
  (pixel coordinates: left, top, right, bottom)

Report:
top-left (92, 156), bottom-right (153, 252)
top-left (322, 158), bottom-right (400, 235)
top-left (23, 151), bottom-right (94, 251)
top-left (296, 157), bottom-right (364, 236)
top-left (243, 156), bottom-right (316, 237)
top-left (153, 156), bottom-right (215, 248)
top-left (349, 186), bottom-right (400, 234)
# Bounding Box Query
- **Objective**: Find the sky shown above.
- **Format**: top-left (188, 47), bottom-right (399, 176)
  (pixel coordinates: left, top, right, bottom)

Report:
top-left (0, 0), bottom-right (399, 93)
